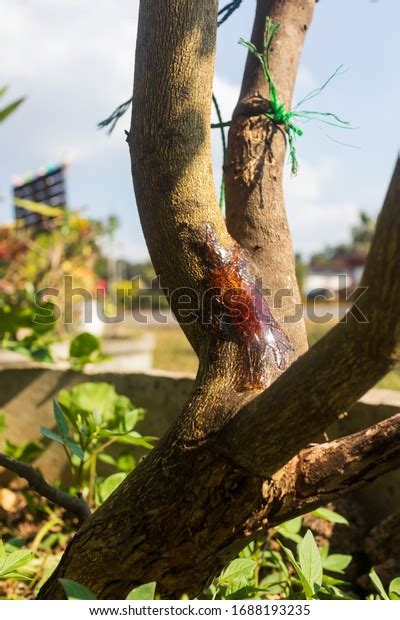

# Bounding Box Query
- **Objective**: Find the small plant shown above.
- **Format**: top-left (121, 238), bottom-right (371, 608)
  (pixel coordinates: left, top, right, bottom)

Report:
top-left (0, 297), bottom-right (57, 363)
top-left (0, 538), bottom-right (33, 581)
top-left (278, 530), bottom-right (351, 600)
top-left (369, 568), bottom-right (400, 600)
top-left (40, 382), bottom-right (155, 505)
top-left (204, 509), bottom-right (353, 600)
top-left (68, 332), bottom-right (108, 370)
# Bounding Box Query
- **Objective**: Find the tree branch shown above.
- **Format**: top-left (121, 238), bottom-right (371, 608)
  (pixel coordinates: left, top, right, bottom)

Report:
top-left (128, 0), bottom-right (230, 354)
top-left (224, 0), bottom-right (316, 354)
top-left (269, 413), bottom-right (400, 524)
top-left (220, 157), bottom-right (400, 476)
top-left (0, 452), bottom-right (91, 525)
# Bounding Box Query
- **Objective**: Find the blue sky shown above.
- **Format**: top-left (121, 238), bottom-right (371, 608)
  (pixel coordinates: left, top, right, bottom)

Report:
top-left (1, 0), bottom-right (398, 261)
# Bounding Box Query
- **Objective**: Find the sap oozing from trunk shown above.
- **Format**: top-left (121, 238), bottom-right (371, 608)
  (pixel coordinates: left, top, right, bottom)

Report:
top-left (200, 224), bottom-right (292, 390)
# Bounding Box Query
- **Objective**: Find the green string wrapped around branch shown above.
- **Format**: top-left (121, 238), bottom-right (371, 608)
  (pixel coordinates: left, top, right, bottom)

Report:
top-left (240, 18), bottom-right (352, 175)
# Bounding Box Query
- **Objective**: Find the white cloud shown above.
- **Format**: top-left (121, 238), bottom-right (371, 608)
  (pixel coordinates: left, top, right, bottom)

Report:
top-left (0, 0), bottom-right (139, 166)
top-left (285, 158), bottom-right (359, 257)
top-left (212, 74), bottom-right (240, 122)
top-left (0, 0), bottom-right (145, 260)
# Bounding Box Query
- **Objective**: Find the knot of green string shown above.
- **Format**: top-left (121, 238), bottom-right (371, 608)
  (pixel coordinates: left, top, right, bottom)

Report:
top-left (240, 18), bottom-right (351, 175)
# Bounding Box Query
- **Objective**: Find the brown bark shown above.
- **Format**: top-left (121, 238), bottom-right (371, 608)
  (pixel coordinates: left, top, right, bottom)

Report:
top-left (37, 0), bottom-right (400, 600)
top-left (225, 0), bottom-right (315, 355)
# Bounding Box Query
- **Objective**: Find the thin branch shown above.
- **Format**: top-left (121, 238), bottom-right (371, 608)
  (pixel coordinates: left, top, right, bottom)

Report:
top-left (225, 0), bottom-right (316, 356)
top-left (0, 452), bottom-right (91, 525)
top-left (270, 413), bottom-right (400, 524)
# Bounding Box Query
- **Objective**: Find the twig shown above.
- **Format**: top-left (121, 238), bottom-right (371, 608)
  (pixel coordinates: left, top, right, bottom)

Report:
top-left (271, 413), bottom-right (400, 523)
top-left (0, 452), bottom-right (91, 525)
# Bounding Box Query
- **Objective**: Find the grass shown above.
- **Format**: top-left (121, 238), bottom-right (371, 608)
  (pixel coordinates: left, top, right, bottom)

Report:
top-left (151, 328), bottom-right (198, 374)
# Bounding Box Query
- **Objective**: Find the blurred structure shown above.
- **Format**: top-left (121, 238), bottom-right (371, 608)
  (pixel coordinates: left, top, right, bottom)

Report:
top-left (13, 163), bottom-right (67, 231)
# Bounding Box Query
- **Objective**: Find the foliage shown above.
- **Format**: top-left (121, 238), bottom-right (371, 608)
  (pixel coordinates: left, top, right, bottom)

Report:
top-left (204, 512), bottom-right (354, 601)
top-left (0, 538), bottom-right (32, 581)
top-left (0, 212), bottom-right (118, 352)
top-left (351, 211), bottom-right (375, 247)
top-left (311, 211), bottom-right (376, 265)
top-left (68, 332), bottom-right (107, 370)
top-left (59, 579), bottom-right (97, 600)
top-left (40, 383), bottom-right (154, 505)
top-left (0, 213), bottom-right (99, 295)
top-left (2, 439), bottom-right (45, 464)
top-left (0, 288), bottom-right (57, 362)
top-left (0, 86), bottom-right (24, 125)
top-left (369, 568), bottom-right (400, 601)
top-left (0, 288), bottom-right (107, 369)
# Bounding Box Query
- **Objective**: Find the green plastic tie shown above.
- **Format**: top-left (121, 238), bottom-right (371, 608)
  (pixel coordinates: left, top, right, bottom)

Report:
top-left (240, 18), bottom-right (352, 175)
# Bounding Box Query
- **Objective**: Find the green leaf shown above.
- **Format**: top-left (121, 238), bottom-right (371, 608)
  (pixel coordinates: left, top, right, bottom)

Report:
top-left (0, 410), bottom-right (5, 434)
top-left (0, 549), bottom-right (32, 579)
top-left (97, 453), bottom-right (118, 467)
top-left (218, 558), bottom-right (256, 586)
top-left (319, 543), bottom-right (330, 560)
top-left (69, 332), bottom-right (100, 359)
top-left (40, 426), bottom-right (65, 445)
top-left (322, 574), bottom-right (349, 588)
top-left (122, 409), bottom-right (140, 432)
top-left (311, 507), bottom-right (349, 525)
top-left (126, 582), bottom-right (156, 600)
top-left (389, 577), bottom-right (400, 600)
top-left (59, 578), bottom-right (97, 600)
top-left (65, 438), bottom-right (84, 461)
top-left (117, 452), bottom-right (136, 472)
top-left (115, 434), bottom-right (155, 449)
top-left (369, 568), bottom-right (389, 600)
top-left (4, 537), bottom-right (27, 551)
top-left (53, 400), bottom-right (69, 439)
top-left (225, 585), bottom-right (261, 600)
top-left (322, 553), bottom-right (352, 574)
top-left (279, 542), bottom-right (314, 599)
top-left (40, 425), bottom-right (83, 460)
top-left (97, 472), bottom-right (126, 503)
top-left (298, 530), bottom-right (323, 594)
top-left (59, 382), bottom-right (122, 422)
top-left (0, 97), bottom-right (25, 123)
top-left (281, 516), bottom-right (302, 534)
top-left (277, 517), bottom-right (303, 543)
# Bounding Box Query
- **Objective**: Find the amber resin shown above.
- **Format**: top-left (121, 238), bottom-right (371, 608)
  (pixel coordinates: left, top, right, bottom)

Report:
top-left (200, 224), bottom-right (292, 390)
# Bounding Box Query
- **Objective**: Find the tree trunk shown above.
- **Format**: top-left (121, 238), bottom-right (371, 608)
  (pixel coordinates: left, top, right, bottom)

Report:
top-left (38, 0), bottom-right (400, 599)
